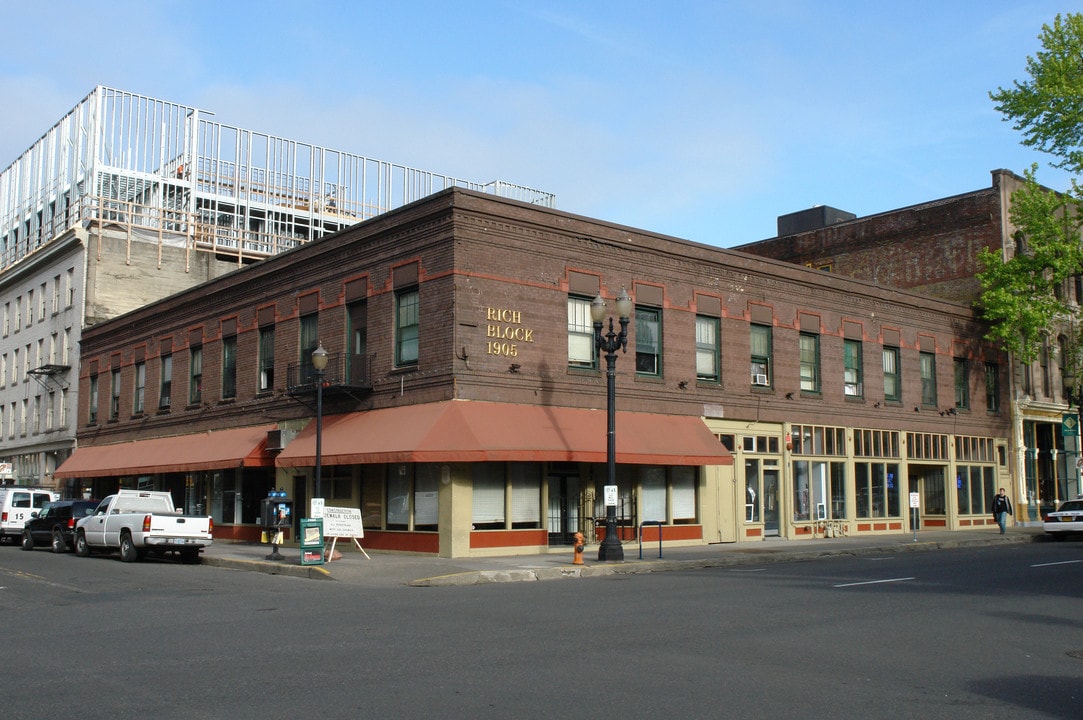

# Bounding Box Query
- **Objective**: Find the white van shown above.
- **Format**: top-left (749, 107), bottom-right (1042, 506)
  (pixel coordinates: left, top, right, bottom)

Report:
top-left (0, 487), bottom-right (59, 544)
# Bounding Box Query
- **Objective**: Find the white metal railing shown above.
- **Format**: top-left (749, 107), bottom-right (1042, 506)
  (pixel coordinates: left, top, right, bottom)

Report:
top-left (1, 86), bottom-right (554, 273)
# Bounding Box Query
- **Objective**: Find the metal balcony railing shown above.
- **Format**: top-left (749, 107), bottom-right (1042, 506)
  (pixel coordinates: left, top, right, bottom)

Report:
top-left (286, 352), bottom-right (372, 396)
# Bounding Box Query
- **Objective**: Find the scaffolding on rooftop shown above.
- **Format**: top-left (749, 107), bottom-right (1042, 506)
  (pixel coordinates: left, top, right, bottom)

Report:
top-left (0, 85), bottom-right (555, 272)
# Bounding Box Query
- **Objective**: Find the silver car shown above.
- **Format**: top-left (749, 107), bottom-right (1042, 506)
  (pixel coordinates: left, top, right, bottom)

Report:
top-left (1043, 498), bottom-right (1083, 539)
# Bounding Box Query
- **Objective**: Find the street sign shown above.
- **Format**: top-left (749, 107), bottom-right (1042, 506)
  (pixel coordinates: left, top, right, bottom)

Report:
top-left (909, 492), bottom-right (920, 509)
top-left (604, 485), bottom-right (618, 507)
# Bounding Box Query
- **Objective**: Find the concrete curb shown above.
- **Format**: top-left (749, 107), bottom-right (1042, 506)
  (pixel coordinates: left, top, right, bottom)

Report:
top-left (406, 532), bottom-right (1042, 587)
top-left (202, 555), bottom-right (333, 580)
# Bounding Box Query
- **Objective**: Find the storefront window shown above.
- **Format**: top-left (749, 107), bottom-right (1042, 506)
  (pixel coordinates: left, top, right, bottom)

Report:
top-left (855, 462), bottom-right (900, 518)
top-left (472, 464), bottom-right (505, 529)
top-left (745, 459), bottom-right (761, 522)
top-left (414, 465), bottom-right (439, 530)
top-left (386, 465), bottom-right (410, 529)
top-left (510, 463), bottom-right (541, 528)
top-left (793, 460), bottom-right (846, 521)
top-left (956, 465), bottom-right (995, 515)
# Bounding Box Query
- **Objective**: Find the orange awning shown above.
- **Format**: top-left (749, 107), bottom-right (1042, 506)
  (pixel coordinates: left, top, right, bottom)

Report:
top-left (276, 401), bottom-right (731, 467)
top-left (54, 425), bottom-right (277, 478)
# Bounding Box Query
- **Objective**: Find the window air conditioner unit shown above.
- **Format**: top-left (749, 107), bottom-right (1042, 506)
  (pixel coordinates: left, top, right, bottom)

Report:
top-left (266, 428), bottom-right (298, 452)
top-left (752, 374), bottom-right (769, 386)
top-left (844, 383), bottom-right (863, 396)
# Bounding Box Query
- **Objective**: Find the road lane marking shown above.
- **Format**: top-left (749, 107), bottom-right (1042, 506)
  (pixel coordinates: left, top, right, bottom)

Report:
top-left (1031, 560), bottom-right (1082, 568)
top-left (834, 576), bottom-right (915, 588)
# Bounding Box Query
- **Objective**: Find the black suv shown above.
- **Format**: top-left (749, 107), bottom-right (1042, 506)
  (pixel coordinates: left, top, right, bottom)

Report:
top-left (21, 500), bottom-right (100, 553)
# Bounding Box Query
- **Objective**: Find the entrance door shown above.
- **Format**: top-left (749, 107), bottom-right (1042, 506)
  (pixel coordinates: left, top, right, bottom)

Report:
top-left (907, 466), bottom-right (946, 530)
top-left (763, 467), bottom-right (780, 537)
top-left (547, 474), bottom-right (581, 546)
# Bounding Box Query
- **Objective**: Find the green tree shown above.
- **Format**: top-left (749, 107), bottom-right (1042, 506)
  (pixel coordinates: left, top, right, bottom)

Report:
top-left (980, 13), bottom-right (1083, 365)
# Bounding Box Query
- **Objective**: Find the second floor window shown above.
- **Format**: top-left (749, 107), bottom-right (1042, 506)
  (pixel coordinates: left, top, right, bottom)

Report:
top-left (695, 316), bottom-right (719, 382)
top-left (134, 362), bottom-right (145, 414)
top-left (750, 324), bottom-right (772, 386)
top-left (844, 339), bottom-right (862, 397)
top-left (222, 336), bottom-right (237, 399)
top-left (259, 326), bottom-right (275, 392)
top-left (883, 347), bottom-right (900, 402)
top-left (954, 358), bottom-right (969, 409)
top-left (920, 351), bottom-right (937, 406)
top-left (635, 306), bottom-right (661, 376)
top-left (160, 354), bottom-right (172, 409)
top-left (110, 369), bottom-right (121, 419)
top-left (189, 346), bottom-right (203, 405)
top-left (396, 288), bottom-right (419, 366)
top-left (799, 333), bottom-right (820, 393)
top-left (567, 296), bottom-right (596, 369)
top-left (985, 362), bottom-right (1000, 412)
top-left (88, 374), bottom-right (98, 424)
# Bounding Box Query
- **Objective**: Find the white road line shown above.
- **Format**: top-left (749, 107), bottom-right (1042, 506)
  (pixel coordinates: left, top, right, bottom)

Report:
top-left (834, 576), bottom-right (915, 588)
top-left (1031, 560), bottom-right (1083, 568)
top-left (729, 568), bottom-right (767, 572)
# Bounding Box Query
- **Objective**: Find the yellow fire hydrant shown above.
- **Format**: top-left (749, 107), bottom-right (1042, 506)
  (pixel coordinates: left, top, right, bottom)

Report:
top-left (572, 531), bottom-right (585, 565)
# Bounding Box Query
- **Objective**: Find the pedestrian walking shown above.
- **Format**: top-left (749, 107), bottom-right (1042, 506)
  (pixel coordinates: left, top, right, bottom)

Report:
top-left (991, 488), bottom-right (1013, 534)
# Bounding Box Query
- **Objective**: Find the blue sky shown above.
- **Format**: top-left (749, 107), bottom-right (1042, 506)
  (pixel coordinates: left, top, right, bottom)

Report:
top-left (0, 0), bottom-right (1074, 246)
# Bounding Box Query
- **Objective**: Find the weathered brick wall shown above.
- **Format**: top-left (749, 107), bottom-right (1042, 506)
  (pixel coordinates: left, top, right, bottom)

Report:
top-left (736, 170), bottom-right (1019, 304)
top-left (76, 188), bottom-right (1009, 446)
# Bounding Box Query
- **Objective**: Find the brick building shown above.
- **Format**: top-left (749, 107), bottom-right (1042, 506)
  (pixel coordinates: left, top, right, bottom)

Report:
top-left (737, 169), bottom-right (1081, 522)
top-left (55, 188), bottom-right (1010, 556)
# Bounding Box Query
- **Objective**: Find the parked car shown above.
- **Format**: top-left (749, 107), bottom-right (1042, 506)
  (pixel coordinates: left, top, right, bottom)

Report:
top-left (1042, 498), bottom-right (1083, 540)
top-left (0, 487), bottom-right (59, 545)
top-left (21, 499), bottom-right (100, 552)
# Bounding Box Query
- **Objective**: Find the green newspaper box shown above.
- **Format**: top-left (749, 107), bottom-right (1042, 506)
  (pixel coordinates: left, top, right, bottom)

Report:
top-left (299, 518), bottom-right (325, 566)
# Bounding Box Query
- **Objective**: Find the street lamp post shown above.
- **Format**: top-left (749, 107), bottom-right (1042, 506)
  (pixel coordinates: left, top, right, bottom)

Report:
top-left (1064, 369), bottom-right (1083, 500)
top-left (311, 342), bottom-right (329, 510)
top-left (591, 287), bottom-right (633, 562)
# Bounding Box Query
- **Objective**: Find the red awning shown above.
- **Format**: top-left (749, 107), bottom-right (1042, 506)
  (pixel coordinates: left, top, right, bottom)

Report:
top-left (53, 425), bottom-right (277, 478)
top-left (276, 401), bottom-right (731, 467)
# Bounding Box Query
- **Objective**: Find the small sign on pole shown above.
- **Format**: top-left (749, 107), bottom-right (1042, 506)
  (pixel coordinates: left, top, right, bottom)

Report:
top-left (604, 485), bottom-right (618, 507)
top-left (909, 492), bottom-right (920, 542)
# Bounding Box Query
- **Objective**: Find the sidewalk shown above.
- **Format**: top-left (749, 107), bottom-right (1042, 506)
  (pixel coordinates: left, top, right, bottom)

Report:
top-left (199, 527), bottom-right (1048, 588)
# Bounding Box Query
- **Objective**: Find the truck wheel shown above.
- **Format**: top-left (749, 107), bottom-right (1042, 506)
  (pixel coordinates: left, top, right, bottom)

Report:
top-left (51, 530), bottom-right (67, 553)
top-left (119, 533), bottom-right (140, 562)
top-left (20, 531), bottom-right (33, 551)
top-left (74, 532), bottom-right (91, 557)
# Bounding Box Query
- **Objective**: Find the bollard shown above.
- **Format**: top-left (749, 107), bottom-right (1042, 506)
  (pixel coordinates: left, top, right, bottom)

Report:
top-left (572, 531), bottom-right (585, 565)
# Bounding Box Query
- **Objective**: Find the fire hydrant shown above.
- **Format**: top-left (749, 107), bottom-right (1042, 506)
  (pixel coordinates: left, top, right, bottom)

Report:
top-left (572, 532), bottom-right (585, 565)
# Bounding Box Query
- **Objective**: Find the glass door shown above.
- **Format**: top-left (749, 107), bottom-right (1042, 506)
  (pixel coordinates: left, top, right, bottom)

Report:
top-left (547, 474), bottom-right (580, 546)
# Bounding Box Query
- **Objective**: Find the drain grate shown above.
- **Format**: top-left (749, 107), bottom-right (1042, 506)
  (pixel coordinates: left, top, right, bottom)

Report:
top-left (1067, 650), bottom-right (1083, 660)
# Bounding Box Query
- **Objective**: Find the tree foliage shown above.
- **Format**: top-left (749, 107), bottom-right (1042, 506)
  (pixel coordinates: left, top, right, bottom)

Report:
top-left (990, 13), bottom-right (1083, 183)
top-left (980, 14), bottom-right (1083, 365)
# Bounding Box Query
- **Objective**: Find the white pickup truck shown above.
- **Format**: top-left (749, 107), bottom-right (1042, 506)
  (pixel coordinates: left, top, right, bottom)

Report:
top-left (74, 489), bottom-right (214, 563)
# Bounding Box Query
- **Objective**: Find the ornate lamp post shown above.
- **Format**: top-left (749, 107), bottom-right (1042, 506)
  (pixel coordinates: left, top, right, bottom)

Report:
top-left (1063, 367), bottom-right (1083, 501)
top-left (591, 287), bottom-right (633, 562)
top-left (311, 342), bottom-right (329, 508)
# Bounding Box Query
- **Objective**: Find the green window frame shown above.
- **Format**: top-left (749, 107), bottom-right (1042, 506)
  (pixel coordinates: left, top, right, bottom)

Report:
top-left (695, 315), bottom-right (719, 382)
top-left (189, 346), bottom-right (203, 405)
top-left (883, 346), bottom-right (900, 402)
top-left (635, 306), bottom-right (661, 376)
top-left (844, 339), bottom-right (862, 397)
top-left (222, 335), bottom-right (237, 399)
top-left (567, 296), bottom-right (596, 369)
top-left (750, 324), bottom-right (771, 386)
top-left (799, 332), bottom-right (820, 393)
top-left (954, 357), bottom-right (968, 410)
top-left (920, 351), bottom-right (937, 407)
top-left (395, 288), bottom-right (419, 366)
